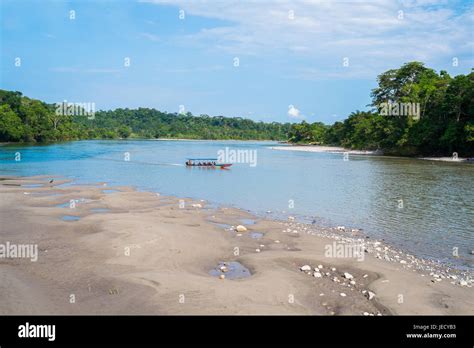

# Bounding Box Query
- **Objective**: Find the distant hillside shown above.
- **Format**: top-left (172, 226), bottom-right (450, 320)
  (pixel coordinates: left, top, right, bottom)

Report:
top-left (0, 90), bottom-right (291, 142)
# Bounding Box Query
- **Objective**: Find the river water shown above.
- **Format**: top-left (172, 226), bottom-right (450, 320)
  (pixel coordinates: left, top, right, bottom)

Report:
top-left (1, 140), bottom-right (472, 269)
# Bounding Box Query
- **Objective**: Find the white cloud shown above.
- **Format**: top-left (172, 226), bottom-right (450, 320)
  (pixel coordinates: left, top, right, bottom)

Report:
top-left (142, 0), bottom-right (473, 79)
top-left (140, 32), bottom-right (160, 42)
top-left (288, 104), bottom-right (302, 119)
top-left (50, 67), bottom-right (120, 74)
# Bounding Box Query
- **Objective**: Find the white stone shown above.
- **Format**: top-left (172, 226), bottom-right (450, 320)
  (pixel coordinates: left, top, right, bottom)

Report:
top-left (343, 272), bottom-right (354, 279)
top-left (350, 280), bottom-right (356, 285)
top-left (317, 264), bottom-right (323, 269)
top-left (366, 291), bottom-right (376, 300)
top-left (340, 293), bottom-right (346, 297)
top-left (400, 260), bottom-right (407, 264)
top-left (235, 225), bottom-right (248, 232)
top-left (300, 265), bottom-right (311, 272)
top-left (313, 272), bottom-right (322, 278)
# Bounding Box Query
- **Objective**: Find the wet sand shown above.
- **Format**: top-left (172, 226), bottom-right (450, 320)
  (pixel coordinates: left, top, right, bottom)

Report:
top-left (269, 145), bottom-right (380, 155)
top-left (0, 176), bottom-right (472, 315)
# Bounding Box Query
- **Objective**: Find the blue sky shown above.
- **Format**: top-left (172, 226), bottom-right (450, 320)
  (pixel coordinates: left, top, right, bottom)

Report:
top-left (1, 0), bottom-right (473, 124)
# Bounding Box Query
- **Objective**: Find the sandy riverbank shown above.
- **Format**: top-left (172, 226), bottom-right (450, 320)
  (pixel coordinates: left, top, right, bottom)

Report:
top-left (270, 145), bottom-right (473, 162)
top-left (269, 145), bottom-right (381, 155)
top-left (0, 175), bottom-right (472, 315)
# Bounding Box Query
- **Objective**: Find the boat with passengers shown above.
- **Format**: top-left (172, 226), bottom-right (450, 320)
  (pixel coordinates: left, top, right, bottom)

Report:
top-left (185, 158), bottom-right (232, 169)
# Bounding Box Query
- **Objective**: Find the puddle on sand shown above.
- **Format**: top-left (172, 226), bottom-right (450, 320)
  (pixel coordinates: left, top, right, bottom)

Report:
top-left (61, 215), bottom-right (80, 221)
top-left (250, 231), bottom-right (264, 239)
top-left (54, 182), bottom-right (76, 187)
top-left (211, 222), bottom-right (233, 230)
top-left (22, 184), bottom-right (44, 188)
top-left (209, 261), bottom-right (251, 279)
top-left (102, 189), bottom-right (120, 194)
top-left (56, 198), bottom-right (91, 208)
top-left (91, 208), bottom-right (110, 213)
top-left (240, 218), bottom-right (256, 225)
top-left (32, 192), bottom-right (64, 197)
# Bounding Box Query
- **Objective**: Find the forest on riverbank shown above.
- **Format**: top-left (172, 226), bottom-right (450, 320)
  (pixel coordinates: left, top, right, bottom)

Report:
top-left (1, 62), bottom-right (472, 156)
top-left (0, 91), bottom-right (291, 142)
top-left (288, 62), bottom-right (473, 156)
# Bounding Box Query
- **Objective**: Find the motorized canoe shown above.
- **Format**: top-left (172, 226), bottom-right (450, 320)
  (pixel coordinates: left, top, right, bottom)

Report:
top-left (185, 158), bottom-right (232, 169)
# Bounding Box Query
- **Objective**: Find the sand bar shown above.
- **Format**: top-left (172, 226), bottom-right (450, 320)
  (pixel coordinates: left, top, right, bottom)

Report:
top-left (0, 176), bottom-right (472, 315)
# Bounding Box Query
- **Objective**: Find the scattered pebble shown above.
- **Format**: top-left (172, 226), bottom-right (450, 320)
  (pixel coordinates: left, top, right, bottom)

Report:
top-left (343, 272), bottom-right (354, 279)
top-left (365, 291), bottom-right (376, 300)
top-left (235, 225), bottom-right (247, 232)
top-left (313, 272), bottom-right (322, 278)
top-left (300, 265), bottom-right (311, 272)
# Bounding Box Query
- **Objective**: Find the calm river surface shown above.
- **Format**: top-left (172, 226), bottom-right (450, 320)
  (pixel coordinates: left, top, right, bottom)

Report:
top-left (1, 140), bottom-right (473, 269)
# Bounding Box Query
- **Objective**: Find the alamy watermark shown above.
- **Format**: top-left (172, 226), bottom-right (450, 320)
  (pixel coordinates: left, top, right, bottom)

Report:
top-left (379, 102), bottom-right (420, 120)
top-left (0, 242), bottom-right (38, 262)
top-left (217, 147), bottom-right (257, 167)
top-left (55, 100), bottom-right (95, 119)
top-left (324, 241), bottom-right (365, 262)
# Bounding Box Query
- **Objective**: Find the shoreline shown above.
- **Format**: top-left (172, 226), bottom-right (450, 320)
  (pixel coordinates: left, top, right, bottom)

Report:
top-left (0, 175), bottom-right (472, 315)
top-left (270, 145), bottom-right (472, 162)
top-left (270, 145), bottom-right (383, 156)
top-left (4, 139), bottom-right (472, 163)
